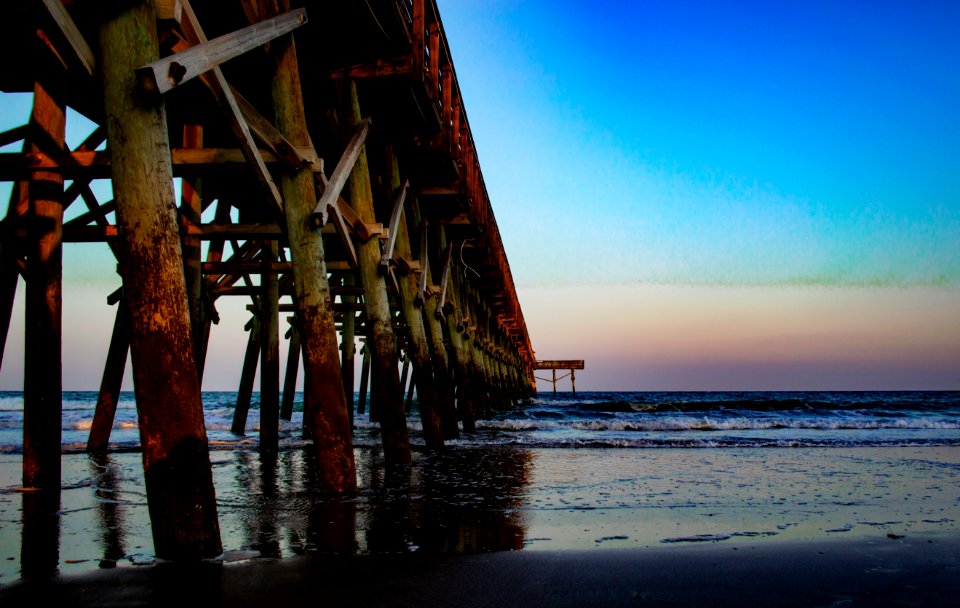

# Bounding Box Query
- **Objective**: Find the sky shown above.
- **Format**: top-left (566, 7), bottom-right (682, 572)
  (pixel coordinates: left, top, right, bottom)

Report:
top-left (1, 0), bottom-right (959, 390)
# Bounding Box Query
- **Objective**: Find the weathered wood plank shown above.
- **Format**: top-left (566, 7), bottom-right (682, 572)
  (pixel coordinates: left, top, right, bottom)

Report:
top-left (135, 7), bottom-right (307, 95)
top-left (232, 86), bottom-right (311, 170)
top-left (311, 119), bottom-right (370, 225)
top-left (53, 222), bottom-right (290, 242)
top-left (326, 56), bottom-right (413, 79)
top-left (153, 0), bottom-right (182, 21)
top-left (379, 179), bottom-right (408, 271)
top-left (38, 0), bottom-right (95, 77)
top-left (412, 0), bottom-right (425, 77)
top-left (0, 147), bottom-right (312, 179)
top-left (536, 360), bottom-right (586, 370)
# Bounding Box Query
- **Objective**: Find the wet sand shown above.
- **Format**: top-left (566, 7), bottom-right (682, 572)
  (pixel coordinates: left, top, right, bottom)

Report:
top-left (1, 445), bottom-right (959, 603)
top-left (1, 536), bottom-right (959, 607)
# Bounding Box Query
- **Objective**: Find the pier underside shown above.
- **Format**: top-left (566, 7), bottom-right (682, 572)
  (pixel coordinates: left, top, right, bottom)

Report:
top-left (1, 0), bottom-right (536, 557)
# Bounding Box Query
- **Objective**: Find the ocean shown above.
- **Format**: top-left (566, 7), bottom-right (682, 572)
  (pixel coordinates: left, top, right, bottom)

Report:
top-left (2, 390), bottom-right (959, 453)
top-left (2, 390), bottom-right (960, 582)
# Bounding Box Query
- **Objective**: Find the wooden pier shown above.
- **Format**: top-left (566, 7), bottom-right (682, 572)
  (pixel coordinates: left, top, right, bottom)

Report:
top-left (536, 360), bottom-right (585, 394)
top-left (1, 0), bottom-right (537, 559)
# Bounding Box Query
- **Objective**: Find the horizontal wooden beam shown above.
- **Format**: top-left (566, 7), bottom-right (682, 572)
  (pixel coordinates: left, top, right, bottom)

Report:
top-left (136, 8), bottom-right (307, 95)
top-left (326, 55), bottom-right (413, 79)
top-left (215, 285), bottom-right (364, 297)
top-left (536, 360), bottom-right (585, 370)
top-left (50, 223), bottom-right (286, 242)
top-left (0, 147), bottom-right (314, 179)
top-left (202, 261), bottom-right (292, 274)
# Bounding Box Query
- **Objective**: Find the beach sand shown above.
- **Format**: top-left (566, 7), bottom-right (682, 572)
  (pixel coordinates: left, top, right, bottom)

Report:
top-left (2, 536), bottom-right (959, 607)
top-left (1, 446), bottom-right (959, 605)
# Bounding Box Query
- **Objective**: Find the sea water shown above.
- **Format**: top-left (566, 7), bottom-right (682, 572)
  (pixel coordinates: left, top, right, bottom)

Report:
top-left (1, 390), bottom-right (959, 582)
top-left (1, 390), bottom-right (958, 453)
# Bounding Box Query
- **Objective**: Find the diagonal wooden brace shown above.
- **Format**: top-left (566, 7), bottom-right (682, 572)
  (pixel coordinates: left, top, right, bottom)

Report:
top-left (417, 219), bottom-right (429, 305)
top-left (436, 243), bottom-right (453, 321)
top-left (310, 119), bottom-right (370, 226)
top-left (313, 170), bottom-right (385, 241)
top-left (379, 179), bottom-right (409, 271)
top-left (38, 0), bottom-right (95, 78)
top-left (164, 0), bottom-right (286, 216)
top-left (136, 7), bottom-right (307, 95)
top-left (326, 196), bottom-right (358, 270)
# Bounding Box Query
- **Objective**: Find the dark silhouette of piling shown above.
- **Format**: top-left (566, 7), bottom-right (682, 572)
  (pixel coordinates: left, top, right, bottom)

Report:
top-left (22, 76), bottom-right (65, 491)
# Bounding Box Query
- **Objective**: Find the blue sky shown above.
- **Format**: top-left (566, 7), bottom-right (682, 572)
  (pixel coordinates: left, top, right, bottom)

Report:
top-left (439, 0), bottom-right (960, 287)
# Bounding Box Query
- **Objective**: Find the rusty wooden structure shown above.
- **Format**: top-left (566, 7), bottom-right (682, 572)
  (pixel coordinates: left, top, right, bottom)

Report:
top-left (0, 0), bottom-right (537, 559)
top-left (536, 360), bottom-right (585, 394)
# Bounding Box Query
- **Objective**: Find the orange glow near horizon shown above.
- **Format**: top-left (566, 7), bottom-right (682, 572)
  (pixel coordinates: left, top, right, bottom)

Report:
top-left (521, 285), bottom-right (960, 391)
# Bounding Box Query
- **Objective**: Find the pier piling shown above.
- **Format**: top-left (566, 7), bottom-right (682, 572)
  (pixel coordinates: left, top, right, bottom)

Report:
top-left (98, 0), bottom-right (221, 558)
top-left (23, 75), bottom-right (65, 491)
top-left (3, 0), bottom-right (551, 561)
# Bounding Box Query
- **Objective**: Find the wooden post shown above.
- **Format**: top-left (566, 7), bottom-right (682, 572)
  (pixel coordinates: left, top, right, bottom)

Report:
top-left (422, 289), bottom-right (459, 439)
top-left (0, 179), bottom-right (27, 373)
top-left (232, 315), bottom-right (261, 435)
top-left (384, 152), bottom-right (444, 447)
top-left (179, 123), bottom-right (206, 380)
top-left (20, 489), bottom-right (60, 580)
top-left (23, 77), bottom-right (65, 491)
top-left (260, 241), bottom-right (280, 453)
top-left (280, 319), bottom-right (300, 421)
top-left (98, 0), bottom-right (221, 558)
top-left (419, 222), bottom-right (459, 439)
top-left (552, 369), bottom-right (557, 395)
top-left (399, 353), bottom-right (410, 403)
top-left (460, 280), bottom-right (493, 419)
top-left (442, 256), bottom-right (476, 433)
top-left (263, 1), bottom-right (356, 492)
top-left (87, 298), bottom-right (130, 453)
top-left (571, 368), bottom-right (576, 394)
top-left (357, 342), bottom-right (370, 416)
top-left (339, 275), bottom-right (357, 413)
top-left (342, 81), bottom-right (410, 464)
top-left (405, 372), bottom-right (416, 414)
top-left (0, 256), bottom-right (19, 372)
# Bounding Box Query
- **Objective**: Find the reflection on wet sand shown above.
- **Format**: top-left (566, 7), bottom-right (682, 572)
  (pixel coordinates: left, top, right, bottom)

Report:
top-left (355, 448), bottom-right (531, 554)
top-left (2, 446), bottom-right (534, 579)
top-left (89, 454), bottom-right (126, 563)
top-left (223, 447), bottom-right (532, 558)
top-left (20, 488), bottom-right (59, 579)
